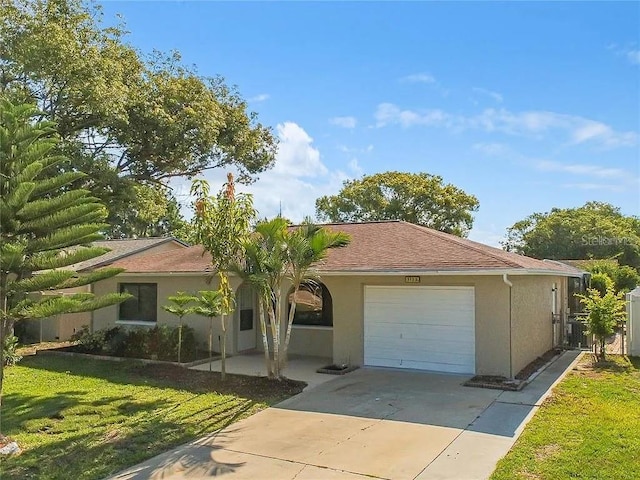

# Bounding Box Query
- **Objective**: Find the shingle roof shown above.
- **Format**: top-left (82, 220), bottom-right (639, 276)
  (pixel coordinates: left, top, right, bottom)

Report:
top-left (70, 237), bottom-right (188, 272)
top-left (112, 221), bottom-right (579, 275)
top-left (113, 245), bottom-right (212, 273)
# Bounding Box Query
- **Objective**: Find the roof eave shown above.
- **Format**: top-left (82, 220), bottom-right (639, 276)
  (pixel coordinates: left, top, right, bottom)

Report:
top-left (316, 268), bottom-right (583, 277)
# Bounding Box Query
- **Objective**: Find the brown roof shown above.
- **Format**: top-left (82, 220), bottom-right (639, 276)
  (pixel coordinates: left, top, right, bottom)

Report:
top-left (112, 221), bottom-right (578, 275)
top-left (70, 237), bottom-right (188, 272)
top-left (113, 245), bottom-right (213, 273)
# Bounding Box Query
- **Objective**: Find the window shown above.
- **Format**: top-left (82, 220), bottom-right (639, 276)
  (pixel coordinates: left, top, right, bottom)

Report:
top-left (119, 283), bottom-right (157, 322)
top-left (237, 284), bottom-right (254, 331)
top-left (289, 282), bottom-right (333, 327)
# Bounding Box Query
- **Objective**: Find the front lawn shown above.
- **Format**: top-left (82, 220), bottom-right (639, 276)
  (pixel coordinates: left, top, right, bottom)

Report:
top-left (491, 355), bottom-right (640, 480)
top-left (0, 354), bottom-right (305, 480)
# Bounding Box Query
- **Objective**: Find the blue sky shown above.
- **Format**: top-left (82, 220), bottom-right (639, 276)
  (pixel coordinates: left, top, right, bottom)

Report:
top-left (102, 1), bottom-right (639, 245)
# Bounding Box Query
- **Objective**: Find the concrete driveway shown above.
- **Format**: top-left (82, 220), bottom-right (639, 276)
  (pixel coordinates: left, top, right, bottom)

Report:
top-left (109, 351), bottom-right (581, 480)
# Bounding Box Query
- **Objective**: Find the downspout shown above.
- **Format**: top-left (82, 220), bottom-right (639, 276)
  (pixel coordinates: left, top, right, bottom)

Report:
top-left (502, 274), bottom-right (513, 379)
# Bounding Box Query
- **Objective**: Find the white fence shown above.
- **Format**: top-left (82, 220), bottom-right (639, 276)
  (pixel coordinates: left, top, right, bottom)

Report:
top-left (627, 286), bottom-right (640, 357)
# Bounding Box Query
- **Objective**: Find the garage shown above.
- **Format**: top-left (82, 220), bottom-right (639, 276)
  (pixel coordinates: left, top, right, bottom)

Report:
top-left (364, 286), bottom-right (476, 374)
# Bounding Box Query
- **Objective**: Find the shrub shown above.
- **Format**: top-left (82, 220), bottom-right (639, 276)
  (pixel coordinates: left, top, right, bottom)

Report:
top-left (590, 272), bottom-right (615, 296)
top-left (124, 328), bottom-right (149, 358)
top-left (70, 324), bottom-right (199, 362)
top-left (104, 327), bottom-right (128, 357)
top-left (578, 286), bottom-right (627, 360)
top-left (3, 335), bottom-right (22, 366)
top-left (71, 326), bottom-right (107, 354)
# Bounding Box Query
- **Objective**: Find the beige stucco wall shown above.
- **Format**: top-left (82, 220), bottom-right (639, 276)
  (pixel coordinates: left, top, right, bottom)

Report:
top-left (47, 241), bottom-right (187, 341)
top-left (88, 270), bottom-right (571, 378)
top-left (92, 274), bottom-right (248, 354)
top-left (92, 273), bottom-right (331, 358)
top-left (510, 275), bottom-right (567, 375)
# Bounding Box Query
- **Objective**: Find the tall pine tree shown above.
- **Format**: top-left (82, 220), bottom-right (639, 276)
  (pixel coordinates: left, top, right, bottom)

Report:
top-left (0, 99), bottom-right (130, 441)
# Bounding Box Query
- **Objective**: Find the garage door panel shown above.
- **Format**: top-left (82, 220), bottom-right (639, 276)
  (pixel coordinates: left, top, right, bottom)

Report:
top-left (364, 286), bottom-right (475, 374)
top-left (365, 345), bottom-right (475, 366)
top-left (365, 323), bottom-right (475, 340)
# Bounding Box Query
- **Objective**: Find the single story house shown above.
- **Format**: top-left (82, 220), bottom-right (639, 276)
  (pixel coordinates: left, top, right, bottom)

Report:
top-left (87, 221), bottom-right (584, 378)
top-left (22, 237), bottom-right (188, 342)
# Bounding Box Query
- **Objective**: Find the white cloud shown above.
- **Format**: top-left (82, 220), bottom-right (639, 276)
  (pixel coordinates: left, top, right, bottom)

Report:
top-left (338, 144), bottom-right (374, 154)
top-left (174, 122), bottom-right (352, 223)
top-left (627, 49), bottom-right (640, 65)
top-left (374, 103), bottom-right (638, 148)
top-left (561, 183), bottom-right (626, 192)
top-left (347, 158), bottom-right (363, 176)
top-left (273, 122), bottom-right (327, 177)
top-left (329, 116), bottom-right (357, 129)
top-left (248, 93), bottom-right (270, 102)
top-left (472, 87), bottom-right (503, 103)
top-left (535, 160), bottom-right (628, 179)
top-left (374, 103), bottom-right (453, 128)
top-left (400, 72), bottom-right (436, 84)
top-left (472, 142), bottom-right (510, 156)
top-left (608, 43), bottom-right (640, 65)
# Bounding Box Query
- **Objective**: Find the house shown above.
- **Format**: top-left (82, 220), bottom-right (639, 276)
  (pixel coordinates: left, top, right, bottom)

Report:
top-left (21, 237), bottom-right (189, 342)
top-left (91, 221), bottom-right (584, 378)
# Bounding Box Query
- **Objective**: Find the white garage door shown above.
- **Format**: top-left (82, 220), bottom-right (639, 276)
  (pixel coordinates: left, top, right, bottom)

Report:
top-left (364, 286), bottom-right (476, 374)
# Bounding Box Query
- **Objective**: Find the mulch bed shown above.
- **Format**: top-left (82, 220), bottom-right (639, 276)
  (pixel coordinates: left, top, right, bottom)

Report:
top-left (135, 363), bottom-right (307, 402)
top-left (464, 348), bottom-right (562, 391)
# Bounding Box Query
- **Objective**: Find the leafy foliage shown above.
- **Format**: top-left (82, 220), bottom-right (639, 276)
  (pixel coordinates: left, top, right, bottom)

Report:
top-left (0, 0), bottom-right (277, 237)
top-left (230, 217), bottom-right (350, 378)
top-left (578, 259), bottom-right (639, 293)
top-left (315, 171), bottom-right (479, 237)
top-left (504, 202), bottom-right (640, 268)
top-left (577, 286), bottom-right (627, 360)
top-left (589, 272), bottom-right (615, 296)
top-left (70, 325), bottom-right (198, 362)
top-left (2, 335), bottom-right (21, 367)
top-left (191, 174), bottom-right (256, 379)
top-left (0, 99), bottom-right (130, 437)
top-left (161, 292), bottom-right (197, 363)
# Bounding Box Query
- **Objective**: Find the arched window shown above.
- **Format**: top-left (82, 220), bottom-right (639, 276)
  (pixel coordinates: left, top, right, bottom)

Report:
top-left (289, 281), bottom-right (333, 327)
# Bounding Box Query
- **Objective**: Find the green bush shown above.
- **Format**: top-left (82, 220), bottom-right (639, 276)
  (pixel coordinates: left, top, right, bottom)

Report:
top-left (124, 328), bottom-right (149, 358)
top-left (3, 334), bottom-right (22, 366)
top-left (71, 326), bottom-right (107, 354)
top-left (71, 324), bottom-right (199, 362)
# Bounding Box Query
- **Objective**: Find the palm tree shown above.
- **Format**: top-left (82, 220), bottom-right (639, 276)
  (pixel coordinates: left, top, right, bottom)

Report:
top-left (191, 289), bottom-right (226, 378)
top-left (162, 292), bottom-right (197, 363)
top-left (231, 238), bottom-right (275, 378)
top-left (282, 222), bottom-right (350, 366)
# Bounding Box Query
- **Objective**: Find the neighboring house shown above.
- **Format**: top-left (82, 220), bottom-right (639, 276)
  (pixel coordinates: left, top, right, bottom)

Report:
top-left (92, 221), bottom-right (585, 378)
top-left (22, 237), bottom-right (189, 342)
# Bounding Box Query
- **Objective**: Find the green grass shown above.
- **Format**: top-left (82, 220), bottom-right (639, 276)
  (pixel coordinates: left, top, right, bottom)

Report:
top-left (491, 355), bottom-right (640, 480)
top-left (0, 354), bottom-right (303, 480)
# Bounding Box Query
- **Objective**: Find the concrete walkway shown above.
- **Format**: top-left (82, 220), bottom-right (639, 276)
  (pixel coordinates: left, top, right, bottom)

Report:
top-left (109, 350), bottom-right (582, 480)
top-left (190, 353), bottom-right (335, 390)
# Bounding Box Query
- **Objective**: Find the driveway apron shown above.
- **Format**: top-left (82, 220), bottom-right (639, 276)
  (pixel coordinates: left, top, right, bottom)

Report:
top-left (108, 350), bottom-right (582, 480)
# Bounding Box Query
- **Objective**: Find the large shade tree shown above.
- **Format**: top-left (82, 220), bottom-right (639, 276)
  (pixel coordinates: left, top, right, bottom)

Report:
top-left (0, 99), bottom-right (129, 442)
top-left (503, 202), bottom-right (640, 268)
top-left (315, 171), bottom-right (479, 237)
top-left (0, 0), bottom-right (277, 237)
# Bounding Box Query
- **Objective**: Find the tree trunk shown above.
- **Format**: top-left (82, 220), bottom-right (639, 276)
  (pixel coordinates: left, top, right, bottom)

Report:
top-left (0, 270), bottom-right (8, 437)
top-left (257, 295), bottom-right (272, 377)
top-left (208, 316), bottom-right (213, 372)
top-left (268, 299), bottom-right (280, 379)
top-left (177, 320), bottom-right (182, 364)
top-left (282, 285), bottom-right (299, 371)
top-left (220, 314), bottom-right (227, 381)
